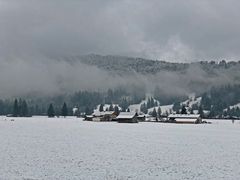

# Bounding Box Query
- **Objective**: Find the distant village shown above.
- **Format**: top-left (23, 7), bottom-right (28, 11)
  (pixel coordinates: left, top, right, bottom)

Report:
top-left (5, 96), bottom-right (207, 124)
top-left (82, 103), bottom-right (204, 124)
top-left (4, 88), bottom-right (240, 124)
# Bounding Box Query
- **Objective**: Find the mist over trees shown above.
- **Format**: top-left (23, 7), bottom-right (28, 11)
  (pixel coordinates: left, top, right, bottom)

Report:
top-left (0, 55), bottom-right (240, 101)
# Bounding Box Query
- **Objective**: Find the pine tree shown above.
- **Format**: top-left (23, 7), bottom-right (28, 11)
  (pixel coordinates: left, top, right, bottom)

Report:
top-left (18, 98), bottom-right (23, 117)
top-left (198, 105), bottom-right (204, 118)
top-left (209, 107), bottom-right (215, 118)
top-left (120, 98), bottom-right (128, 112)
top-left (109, 104), bottom-right (114, 111)
top-left (157, 107), bottom-right (162, 118)
top-left (140, 104), bottom-right (144, 113)
top-left (165, 110), bottom-right (169, 117)
top-left (61, 102), bottom-right (68, 117)
top-left (99, 104), bottom-right (104, 112)
top-left (114, 105), bottom-right (120, 116)
top-left (141, 103), bottom-right (148, 114)
top-left (47, 104), bottom-right (55, 118)
top-left (76, 107), bottom-right (81, 117)
top-left (190, 108), bottom-right (194, 114)
top-left (13, 99), bottom-right (19, 117)
top-left (147, 98), bottom-right (151, 109)
top-left (223, 110), bottom-right (228, 117)
top-left (150, 97), bottom-right (154, 107)
top-left (181, 105), bottom-right (187, 114)
top-left (152, 108), bottom-right (157, 121)
top-left (173, 102), bottom-right (181, 113)
top-left (236, 107), bottom-right (240, 117)
top-left (22, 100), bottom-right (28, 117)
top-left (85, 106), bottom-right (93, 115)
top-left (35, 105), bottom-right (40, 115)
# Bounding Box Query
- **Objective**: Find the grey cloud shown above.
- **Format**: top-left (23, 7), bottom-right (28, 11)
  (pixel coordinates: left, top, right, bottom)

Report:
top-left (0, 56), bottom-right (148, 97)
top-left (1, 0), bottom-right (240, 61)
top-left (0, 0), bottom-right (239, 97)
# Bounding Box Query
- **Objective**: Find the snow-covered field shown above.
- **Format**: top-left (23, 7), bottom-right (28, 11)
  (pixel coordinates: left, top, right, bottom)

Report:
top-left (0, 117), bottom-right (240, 180)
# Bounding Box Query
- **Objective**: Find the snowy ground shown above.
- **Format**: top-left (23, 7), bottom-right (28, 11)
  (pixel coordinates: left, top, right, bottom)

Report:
top-left (1, 117), bottom-right (240, 180)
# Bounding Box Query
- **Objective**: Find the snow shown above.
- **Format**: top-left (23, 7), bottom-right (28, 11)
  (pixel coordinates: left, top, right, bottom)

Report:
top-left (148, 104), bottom-right (173, 114)
top-left (1, 116), bottom-right (240, 179)
top-left (146, 96), bottom-right (201, 115)
top-left (129, 95), bottom-right (160, 113)
top-left (93, 111), bottom-right (114, 116)
top-left (129, 94), bottom-right (201, 115)
top-left (95, 104), bottom-right (121, 112)
top-left (168, 114), bottom-right (200, 118)
top-left (174, 118), bottom-right (198, 123)
top-left (128, 103), bottom-right (142, 113)
top-left (224, 103), bottom-right (240, 111)
top-left (116, 112), bottom-right (136, 119)
top-left (230, 103), bottom-right (240, 109)
top-left (182, 97), bottom-right (202, 108)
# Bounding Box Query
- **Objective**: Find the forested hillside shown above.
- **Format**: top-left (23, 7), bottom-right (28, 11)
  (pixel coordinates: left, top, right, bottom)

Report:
top-left (0, 55), bottom-right (240, 117)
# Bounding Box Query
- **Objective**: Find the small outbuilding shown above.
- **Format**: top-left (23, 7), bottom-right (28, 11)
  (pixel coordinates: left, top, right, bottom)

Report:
top-left (85, 115), bottom-right (94, 121)
top-left (168, 114), bottom-right (202, 124)
top-left (137, 114), bottom-right (146, 122)
top-left (116, 112), bottom-right (138, 123)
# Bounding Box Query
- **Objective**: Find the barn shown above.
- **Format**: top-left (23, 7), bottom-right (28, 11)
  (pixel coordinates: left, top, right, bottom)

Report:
top-left (116, 112), bottom-right (138, 123)
top-left (168, 114), bottom-right (202, 124)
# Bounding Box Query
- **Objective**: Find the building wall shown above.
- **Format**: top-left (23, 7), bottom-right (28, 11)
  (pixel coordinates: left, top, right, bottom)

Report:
top-left (118, 116), bottom-right (138, 123)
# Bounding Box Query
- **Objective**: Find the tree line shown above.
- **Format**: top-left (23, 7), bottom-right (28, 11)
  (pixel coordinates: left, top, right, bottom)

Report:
top-left (0, 84), bottom-right (239, 118)
top-left (11, 99), bottom-right (70, 118)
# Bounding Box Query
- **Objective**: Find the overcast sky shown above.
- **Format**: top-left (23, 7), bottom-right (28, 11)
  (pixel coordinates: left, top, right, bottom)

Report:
top-left (1, 0), bottom-right (240, 62)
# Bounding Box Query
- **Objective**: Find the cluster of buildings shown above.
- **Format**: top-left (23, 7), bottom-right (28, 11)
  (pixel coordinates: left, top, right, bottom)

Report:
top-left (84, 111), bottom-right (202, 124)
top-left (85, 111), bottom-right (141, 123)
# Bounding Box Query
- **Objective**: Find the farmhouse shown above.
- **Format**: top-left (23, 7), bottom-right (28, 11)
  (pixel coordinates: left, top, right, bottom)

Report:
top-left (168, 114), bottom-right (202, 124)
top-left (116, 112), bottom-right (138, 123)
top-left (92, 111), bottom-right (117, 122)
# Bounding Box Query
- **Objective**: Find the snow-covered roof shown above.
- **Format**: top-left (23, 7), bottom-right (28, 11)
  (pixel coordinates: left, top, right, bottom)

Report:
top-left (168, 114), bottom-right (200, 119)
top-left (175, 118), bottom-right (199, 122)
top-left (117, 112), bottom-right (136, 119)
top-left (92, 111), bottom-right (115, 117)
